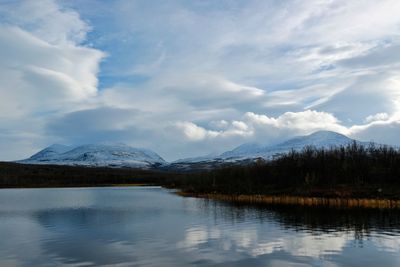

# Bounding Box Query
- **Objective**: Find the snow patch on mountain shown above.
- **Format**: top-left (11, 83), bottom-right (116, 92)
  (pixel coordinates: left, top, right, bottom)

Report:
top-left (20, 143), bottom-right (166, 168)
top-left (220, 131), bottom-right (360, 160)
top-left (172, 152), bottom-right (220, 163)
top-left (165, 131), bottom-right (366, 171)
top-left (19, 131), bottom-right (372, 170)
top-left (28, 144), bottom-right (74, 161)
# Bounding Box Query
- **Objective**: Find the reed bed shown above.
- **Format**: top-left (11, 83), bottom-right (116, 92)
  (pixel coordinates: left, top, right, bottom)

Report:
top-left (177, 192), bottom-right (400, 209)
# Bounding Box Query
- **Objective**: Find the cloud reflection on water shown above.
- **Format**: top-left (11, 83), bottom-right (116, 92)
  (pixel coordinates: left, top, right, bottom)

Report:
top-left (1, 188), bottom-right (400, 266)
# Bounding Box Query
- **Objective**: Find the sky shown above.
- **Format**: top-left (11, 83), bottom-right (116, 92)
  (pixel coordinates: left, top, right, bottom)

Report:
top-left (1, 0), bottom-right (400, 161)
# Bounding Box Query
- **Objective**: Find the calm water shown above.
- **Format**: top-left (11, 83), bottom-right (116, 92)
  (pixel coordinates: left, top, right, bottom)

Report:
top-left (1, 187), bottom-right (400, 266)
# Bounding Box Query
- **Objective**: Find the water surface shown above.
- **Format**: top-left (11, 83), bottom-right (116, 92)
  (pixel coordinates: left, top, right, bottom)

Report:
top-left (0, 187), bottom-right (400, 266)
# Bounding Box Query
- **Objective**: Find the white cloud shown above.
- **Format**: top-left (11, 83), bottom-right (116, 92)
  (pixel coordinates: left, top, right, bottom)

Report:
top-left (172, 108), bottom-right (400, 157)
top-left (176, 118), bottom-right (255, 142)
top-left (0, 26), bottom-right (103, 108)
top-left (245, 110), bottom-right (346, 132)
top-left (173, 110), bottom-right (348, 149)
top-left (176, 122), bottom-right (219, 141)
top-left (0, 0), bottom-right (90, 45)
top-left (365, 113), bottom-right (389, 123)
top-left (2, 0), bottom-right (400, 160)
top-left (0, 1), bottom-right (104, 160)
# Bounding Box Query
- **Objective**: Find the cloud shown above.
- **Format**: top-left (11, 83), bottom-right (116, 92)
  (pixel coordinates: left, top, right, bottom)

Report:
top-left (176, 122), bottom-right (219, 141)
top-left (339, 45), bottom-right (400, 69)
top-left (47, 107), bottom-right (141, 143)
top-left (174, 110), bottom-right (347, 145)
top-left (0, 0), bottom-right (90, 45)
top-left (163, 74), bottom-right (265, 106)
top-left (349, 119), bottom-right (400, 146)
top-left (0, 26), bottom-right (104, 113)
top-left (245, 110), bottom-right (343, 131)
top-left (314, 73), bottom-right (400, 124)
top-left (0, 1), bottom-right (104, 160)
top-left (172, 108), bottom-right (400, 157)
top-left (176, 120), bottom-right (252, 142)
top-left (365, 113), bottom-right (389, 123)
top-left (2, 0), bottom-right (400, 160)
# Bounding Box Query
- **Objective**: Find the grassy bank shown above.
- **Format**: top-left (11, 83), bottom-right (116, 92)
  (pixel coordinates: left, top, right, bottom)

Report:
top-left (177, 192), bottom-right (400, 209)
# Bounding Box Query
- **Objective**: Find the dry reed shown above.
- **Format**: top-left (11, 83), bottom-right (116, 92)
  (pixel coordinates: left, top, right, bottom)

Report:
top-left (177, 192), bottom-right (400, 209)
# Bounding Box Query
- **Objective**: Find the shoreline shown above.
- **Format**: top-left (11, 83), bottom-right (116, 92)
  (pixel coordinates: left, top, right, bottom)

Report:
top-left (177, 192), bottom-right (400, 209)
top-left (3, 183), bottom-right (400, 209)
top-left (0, 183), bottom-right (156, 189)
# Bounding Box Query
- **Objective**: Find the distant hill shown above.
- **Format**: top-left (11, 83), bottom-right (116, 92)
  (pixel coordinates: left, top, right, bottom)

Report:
top-left (19, 143), bottom-right (166, 169)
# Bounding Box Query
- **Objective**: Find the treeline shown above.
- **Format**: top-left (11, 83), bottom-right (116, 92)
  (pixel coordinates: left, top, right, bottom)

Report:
top-left (0, 162), bottom-right (179, 188)
top-left (174, 143), bottom-right (400, 198)
top-left (3, 143), bottom-right (400, 199)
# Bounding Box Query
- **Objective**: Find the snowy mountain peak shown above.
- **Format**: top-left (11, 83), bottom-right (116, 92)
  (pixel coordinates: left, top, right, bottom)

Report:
top-left (47, 144), bottom-right (73, 152)
top-left (28, 144), bottom-right (73, 161)
top-left (220, 142), bottom-right (262, 158)
top-left (21, 143), bottom-right (166, 169)
top-left (302, 130), bottom-right (350, 142)
top-left (278, 131), bottom-right (352, 148)
top-left (219, 131), bottom-right (357, 161)
top-left (20, 131), bottom-right (368, 170)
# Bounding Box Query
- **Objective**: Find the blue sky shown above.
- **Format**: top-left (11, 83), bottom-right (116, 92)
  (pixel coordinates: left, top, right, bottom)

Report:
top-left (1, 0), bottom-right (400, 160)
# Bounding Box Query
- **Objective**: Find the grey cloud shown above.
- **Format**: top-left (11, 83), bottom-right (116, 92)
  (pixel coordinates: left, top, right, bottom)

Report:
top-left (313, 73), bottom-right (399, 125)
top-left (47, 107), bottom-right (142, 143)
top-left (339, 45), bottom-right (400, 68)
top-left (350, 120), bottom-right (400, 146)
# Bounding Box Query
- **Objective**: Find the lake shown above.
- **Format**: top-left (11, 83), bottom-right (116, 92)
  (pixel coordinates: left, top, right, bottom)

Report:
top-left (0, 187), bottom-right (400, 266)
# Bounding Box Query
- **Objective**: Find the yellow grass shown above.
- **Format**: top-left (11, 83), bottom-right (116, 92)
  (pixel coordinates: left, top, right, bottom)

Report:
top-left (109, 183), bottom-right (154, 187)
top-left (177, 192), bottom-right (400, 209)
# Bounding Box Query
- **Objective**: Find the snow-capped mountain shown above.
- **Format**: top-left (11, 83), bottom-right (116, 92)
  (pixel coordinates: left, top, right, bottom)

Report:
top-left (167, 131), bottom-right (365, 170)
top-left (172, 152), bottom-right (220, 164)
top-left (220, 130), bottom-right (360, 160)
top-left (20, 143), bottom-right (166, 169)
top-left (19, 131), bottom-right (368, 170)
top-left (27, 144), bottom-right (73, 161)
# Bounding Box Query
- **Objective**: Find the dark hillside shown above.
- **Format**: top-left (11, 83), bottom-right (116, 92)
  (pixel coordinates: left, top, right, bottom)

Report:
top-left (0, 162), bottom-right (177, 188)
top-left (174, 143), bottom-right (400, 199)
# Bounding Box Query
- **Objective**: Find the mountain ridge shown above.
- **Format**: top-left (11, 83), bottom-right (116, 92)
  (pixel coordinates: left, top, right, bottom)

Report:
top-left (220, 130), bottom-right (361, 160)
top-left (20, 143), bottom-right (166, 169)
top-left (19, 131), bottom-right (372, 170)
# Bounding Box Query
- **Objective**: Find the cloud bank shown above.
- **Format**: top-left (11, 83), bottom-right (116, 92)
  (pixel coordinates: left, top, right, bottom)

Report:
top-left (1, 0), bottom-right (400, 160)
